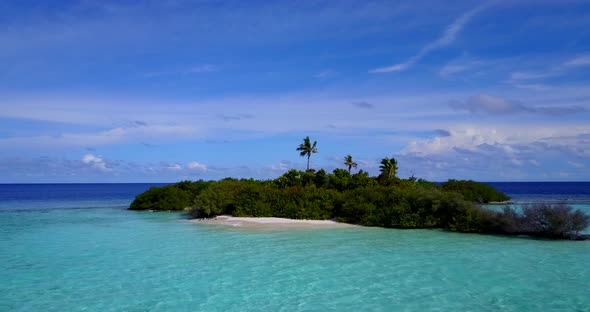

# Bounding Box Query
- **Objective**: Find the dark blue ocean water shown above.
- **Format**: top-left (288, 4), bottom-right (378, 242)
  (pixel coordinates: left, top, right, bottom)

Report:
top-left (0, 183), bottom-right (165, 202)
top-left (0, 183), bottom-right (166, 211)
top-left (487, 182), bottom-right (590, 204)
top-left (1, 183), bottom-right (589, 311)
top-left (487, 181), bottom-right (590, 195)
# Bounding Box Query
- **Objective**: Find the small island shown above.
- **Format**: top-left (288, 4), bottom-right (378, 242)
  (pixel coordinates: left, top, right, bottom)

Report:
top-left (130, 137), bottom-right (589, 240)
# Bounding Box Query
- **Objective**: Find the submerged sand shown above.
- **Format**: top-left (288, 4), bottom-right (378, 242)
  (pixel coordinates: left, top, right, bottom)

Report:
top-left (192, 215), bottom-right (357, 229)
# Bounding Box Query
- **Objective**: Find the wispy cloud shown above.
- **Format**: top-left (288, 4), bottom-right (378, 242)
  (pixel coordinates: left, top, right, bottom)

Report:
top-left (450, 94), bottom-right (587, 116)
top-left (370, 3), bottom-right (492, 73)
top-left (564, 54), bottom-right (590, 67)
top-left (507, 54), bottom-right (590, 84)
top-left (509, 71), bottom-right (558, 81)
top-left (0, 123), bottom-right (200, 150)
top-left (143, 65), bottom-right (217, 78)
top-left (511, 84), bottom-right (552, 91)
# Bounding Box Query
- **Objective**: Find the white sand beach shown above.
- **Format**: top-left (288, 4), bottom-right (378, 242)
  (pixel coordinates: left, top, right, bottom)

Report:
top-left (192, 215), bottom-right (357, 229)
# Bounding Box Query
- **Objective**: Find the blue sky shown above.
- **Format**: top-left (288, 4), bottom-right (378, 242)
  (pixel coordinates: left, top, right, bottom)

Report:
top-left (1, 0), bottom-right (589, 182)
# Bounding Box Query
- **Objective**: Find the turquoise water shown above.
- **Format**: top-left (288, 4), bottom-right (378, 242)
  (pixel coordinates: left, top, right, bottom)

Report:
top-left (1, 184), bottom-right (590, 311)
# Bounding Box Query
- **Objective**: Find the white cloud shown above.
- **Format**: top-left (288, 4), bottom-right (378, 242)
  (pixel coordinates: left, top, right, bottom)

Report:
top-left (370, 3), bottom-right (491, 73)
top-left (187, 162), bottom-right (208, 172)
top-left (395, 124), bottom-right (590, 180)
top-left (81, 154), bottom-right (111, 172)
top-left (402, 125), bottom-right (590, 157)
top-left (1, 86), bottom-right (589, 163)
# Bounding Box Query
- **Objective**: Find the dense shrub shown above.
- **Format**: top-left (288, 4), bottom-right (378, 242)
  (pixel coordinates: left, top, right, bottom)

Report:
top-left (503, 204), bottom-right (587, 239)
top-left (520, 203), bottom-right (589, 238)
top-left (452, 203), bottom-right (590, 239)
top-left (233, 185), bottom-right (340, 220)
top-left (129, 180), bottom-right (211, 211)
top-left (175, 180), bottom-right (213, 197)
top-left (188, 178), bottom-right (255, 218)
top-left (337, 187), bottom-right (475, 229)
top-left (129, 185), bottom-right (191, 211)
top-left (441, 180), bottom-right (510, 203)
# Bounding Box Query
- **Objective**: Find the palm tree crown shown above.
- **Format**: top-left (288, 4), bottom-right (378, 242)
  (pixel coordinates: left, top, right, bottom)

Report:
top-left (297, 136), bottom-right (318, 170)
top-left (344, 154), bottom-right (358, 173)
top-left (379, 157), bottom-right (398, 180)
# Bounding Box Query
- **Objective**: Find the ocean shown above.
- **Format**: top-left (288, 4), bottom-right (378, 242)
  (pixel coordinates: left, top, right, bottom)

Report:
top-left (1, 182), bottom-right (589, 311)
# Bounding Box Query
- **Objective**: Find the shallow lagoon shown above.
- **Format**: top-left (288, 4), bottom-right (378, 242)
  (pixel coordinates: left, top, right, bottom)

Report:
top-left (1, 184), bottom-right (589, 311)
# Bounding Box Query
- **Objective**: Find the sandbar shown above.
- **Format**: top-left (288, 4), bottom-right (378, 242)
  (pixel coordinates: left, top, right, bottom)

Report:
top-left (192, 215), bottom-right (357, 229)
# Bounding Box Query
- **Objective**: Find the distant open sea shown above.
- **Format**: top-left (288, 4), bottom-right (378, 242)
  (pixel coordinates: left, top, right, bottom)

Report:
top-left (1, 182), bottom-right (589, 311)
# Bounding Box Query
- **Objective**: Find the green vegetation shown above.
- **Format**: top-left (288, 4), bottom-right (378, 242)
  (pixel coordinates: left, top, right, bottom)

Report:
top-left (441, 179), bottom-right (510, 203)
top-left (129, 170), bottom-right (589, 239)
top-left (378, 156), bottom-right (398, 184)
top-left (129, 137), bottom-right (589, 240)
top-left (129, 185), bottom-right (190, 211)
top-left (129, 180), bottom-right (211, 211)
top-left (475, 203), bottom-right (590, 239)
top-left (344, 154), bottom-right (358, 174)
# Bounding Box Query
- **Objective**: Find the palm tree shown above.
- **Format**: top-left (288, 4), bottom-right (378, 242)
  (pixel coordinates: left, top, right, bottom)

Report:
top-left (297, 136), bottom-right (318, 171)
top-left (379, 157), bottom-right (398, 180)
top-left (344, 154), bottom-right (358, 174)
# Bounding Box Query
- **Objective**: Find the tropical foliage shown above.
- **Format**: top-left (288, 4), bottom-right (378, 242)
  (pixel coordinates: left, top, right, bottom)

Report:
top-left (441, 179), bottom-right (510, 203)
top-left (378, 157), bottom-right (398, 183)
top-left (344, 154), bottom-right (358, 173)
top-left (297, 136), bottom-right (318, 170)
top-left (129, 173), bottom-right (588, 240)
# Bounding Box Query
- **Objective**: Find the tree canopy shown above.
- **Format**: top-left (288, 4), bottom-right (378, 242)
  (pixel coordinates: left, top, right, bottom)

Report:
top-left (129, 172), bottom-right (588, 240)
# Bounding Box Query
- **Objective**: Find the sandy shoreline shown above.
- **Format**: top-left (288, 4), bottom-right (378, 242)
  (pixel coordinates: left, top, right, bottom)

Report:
top-left (191, 215), bottom-right (357, 229)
